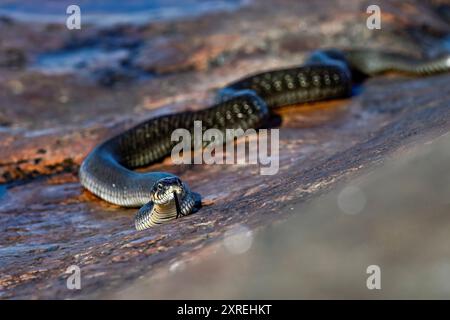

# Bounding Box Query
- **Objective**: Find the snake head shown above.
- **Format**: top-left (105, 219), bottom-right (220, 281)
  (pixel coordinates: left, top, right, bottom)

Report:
top-left (151, 177), bottom-right (184, 205)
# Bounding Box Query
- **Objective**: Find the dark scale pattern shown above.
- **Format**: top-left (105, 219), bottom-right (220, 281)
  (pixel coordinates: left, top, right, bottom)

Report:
top-left (221, 65), bottom-right (352, 108)
top-left (109, 90), bottom-right (268, 169)
top-left (343, 49), bottom-right (450, 76)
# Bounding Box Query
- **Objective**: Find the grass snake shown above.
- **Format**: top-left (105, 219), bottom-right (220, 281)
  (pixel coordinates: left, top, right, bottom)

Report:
top-left (79, 49), bottom-right (450, 230)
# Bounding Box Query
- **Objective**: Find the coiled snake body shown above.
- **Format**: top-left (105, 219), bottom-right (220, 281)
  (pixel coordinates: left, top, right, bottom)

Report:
top-left (79, 49), bottom-right (450, 230)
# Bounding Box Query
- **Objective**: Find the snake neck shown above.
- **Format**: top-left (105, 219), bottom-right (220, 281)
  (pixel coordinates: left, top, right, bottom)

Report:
top-left (135, 188), bottom-right (198, 230)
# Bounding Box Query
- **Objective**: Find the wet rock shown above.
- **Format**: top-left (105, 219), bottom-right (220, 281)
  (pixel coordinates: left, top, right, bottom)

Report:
top-left (0, 47), bottom-right (27, 69)
top-left (133, 34), bottom-right (241, 74)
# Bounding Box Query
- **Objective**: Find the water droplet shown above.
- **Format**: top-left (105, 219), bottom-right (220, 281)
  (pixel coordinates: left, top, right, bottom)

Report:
top-left (169, 260), bottom-right (185, 273)
top-left (337, 185), bottom-right (366, 215)
top-left (223, 224), bottom-right (253, 255)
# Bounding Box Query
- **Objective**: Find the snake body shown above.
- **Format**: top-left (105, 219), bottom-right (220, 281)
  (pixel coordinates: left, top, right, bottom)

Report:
top-left (79, 49), bottom-right (450, 230)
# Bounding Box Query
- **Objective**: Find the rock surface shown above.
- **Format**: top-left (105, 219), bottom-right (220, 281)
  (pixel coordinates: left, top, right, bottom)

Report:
top-left (115, 132), bottom-right (450, 299)
top-left (1, 0), bottom-right (450, 299)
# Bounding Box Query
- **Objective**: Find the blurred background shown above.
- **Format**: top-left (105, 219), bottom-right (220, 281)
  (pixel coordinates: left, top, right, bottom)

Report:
top-left (1, 0), bottom-right (450, 299)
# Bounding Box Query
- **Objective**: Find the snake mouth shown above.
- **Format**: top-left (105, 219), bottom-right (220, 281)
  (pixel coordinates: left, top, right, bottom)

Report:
top-left (151, 177), bottom-right (185, 205)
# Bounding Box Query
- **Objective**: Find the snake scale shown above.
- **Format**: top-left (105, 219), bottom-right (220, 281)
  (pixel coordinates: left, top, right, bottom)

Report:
top-left (79, 49), bottom-right (450, 230)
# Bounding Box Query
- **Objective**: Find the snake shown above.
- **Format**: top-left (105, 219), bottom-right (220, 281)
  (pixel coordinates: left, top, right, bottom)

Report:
top-left (79, 48), bottom-right (450, 230)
